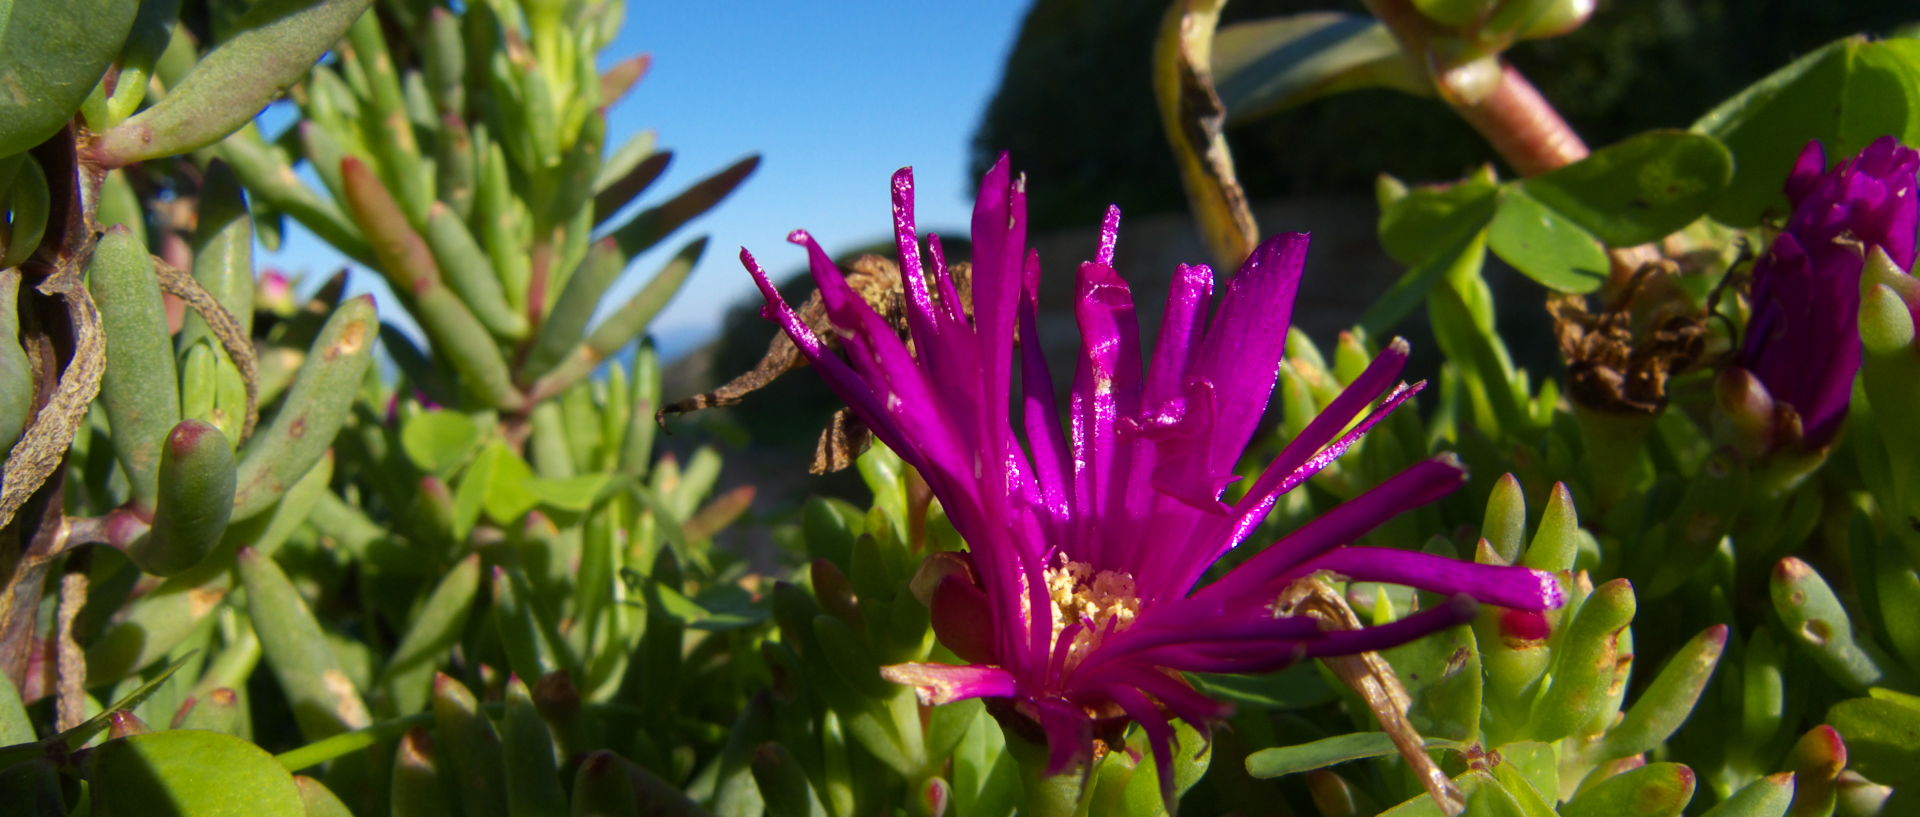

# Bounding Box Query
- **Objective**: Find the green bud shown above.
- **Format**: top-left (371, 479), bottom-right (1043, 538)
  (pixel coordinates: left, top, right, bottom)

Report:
top-left (1771, 557), bottom-right (1899, 692)
top-left (1528, 578), bottom-right (1633, 742)
top-left (231, 295), bottom-right (377, 520)
top-left (88, 227), bottom-right (179, 509)
top-left (239, 547), bottom-right (373, 739)
top-left (378, 554), bottom-right (482, 717)
top-left (425, 202), bottom-right (527, 339)
top-left (1563, 762), bottom-right (1694, 817)
top-left (1826, 696), bottom-right (1920, 803)
top-left (1482, 473), bottom-right (1527, 564)
top-left (1699, 772), bottom-right (1794, 817)
top-left (1861, 283), bottom-right (1916, 355)
top-left (171, 688), bottom-right (242, 735)
top-left (1716, 366), bottom-right (1779, 458)
top-left (752, 742), bottom-right (828, 817)
top-left (1593, 625), bottom-right (1727, 761)
top-left (297, 775), bottom-right (356, 817)
top-left (571, 751), bottom-right (641, 817)
top-left (1521, 482), bottom-right (1579, 571)
top-left (126, 420), bottom-right (236, 576)
top-left (1787, 724), bottom-right (1846, 816)
top-left (502, 676), bottom-right (568, 817)
top-left (431, 674), bottom-right (509, 817)
top-left (1861, 245), bottom-right (1920, 306)
top-left (1519, 0), bottom-right (1595, 39)
top-left (106, 710), bottom-right (150, 740)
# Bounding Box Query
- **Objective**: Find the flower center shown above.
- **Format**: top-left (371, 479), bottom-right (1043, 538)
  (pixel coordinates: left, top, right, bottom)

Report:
top-left (1042, 555), bottom-right (1142, 667)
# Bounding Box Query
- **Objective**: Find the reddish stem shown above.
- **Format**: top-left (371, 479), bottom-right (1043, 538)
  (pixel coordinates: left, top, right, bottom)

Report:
top-left (1364, 0), bottom-right (1589, 177)
top-left (1456, 64), bottom-right (1589, 176)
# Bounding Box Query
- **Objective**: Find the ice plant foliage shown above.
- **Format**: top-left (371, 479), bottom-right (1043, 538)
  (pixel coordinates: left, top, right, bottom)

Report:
top-left (741, 156), bottom-right (1563, 798)
top-left (1737, 136), bottom-right (1920, 448)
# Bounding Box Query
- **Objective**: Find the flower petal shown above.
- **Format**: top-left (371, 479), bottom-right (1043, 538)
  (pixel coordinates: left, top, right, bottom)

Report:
top-left (1300, 594), bottom-right (1480, 656)
top-left (1293, 547), bottom-right (1565, 611)
top-left (880, 662), bottom-right (1018, 705)
top-left (1196, 455), bottom-right (1468, 605)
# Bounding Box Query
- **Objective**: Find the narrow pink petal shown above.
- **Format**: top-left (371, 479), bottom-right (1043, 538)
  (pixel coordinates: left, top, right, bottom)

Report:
top-left (741, 247), bottom-right (917, 463)
top-left (1143, 263), bottom-right (1214, 405)
top-left (1075, 614), bottom-right (1321, 679)
top-left (880, 662), bottom-right (1017, 705)
top-left (1136, 642), bottom-right (1307, 674)
top-left (1178, 233), bottom-right (1308, 491)
top-left (1106, 668), bottom-right (1233, 727)
top-left (1210, 365), bottom-right (1421, 559)
top-left (927, 235), bottom-right (968, 329)
top-left (1301, 594), bottom-right (1479, 656)
top-left (1291, 548), bottom-right (1565, 611)
top-left (1104, 683), bottom-right (1180, 811)
top-left (1070, 261), bottom-right (1142, 565)
top-left (789, 232), bottom-right (972, 478)
top-left (1020, 279), bottom-right (1073, 523)
top-left (892, 167), bottom-right (948, 360)
top-left (1035, 697), bottom-right (1093, 776)
top-left (1196, 456), bottom-right (1467, 605)
top-left (1095, 204), bottom-right (1121, 267)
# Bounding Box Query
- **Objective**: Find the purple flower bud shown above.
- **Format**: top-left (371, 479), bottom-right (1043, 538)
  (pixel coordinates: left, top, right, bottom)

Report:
top-left (1738, 136), bottom-right (1920, 448)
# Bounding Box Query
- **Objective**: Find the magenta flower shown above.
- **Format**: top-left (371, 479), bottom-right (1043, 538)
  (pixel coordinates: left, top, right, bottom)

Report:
top-left (742, 156), bottom-right (1562, 798)
top-left (1737, 136), bottom-right (1919, 448)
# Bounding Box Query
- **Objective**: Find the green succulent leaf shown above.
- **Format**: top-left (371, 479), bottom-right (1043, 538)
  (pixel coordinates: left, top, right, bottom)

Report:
top-left (89, 0), bottom-right (375, 166)
top-left (1212, 12), bottom-right (1426, 123)
top-left (1245, 731), bottom-right (1461, 779)
top-left (0, 0), bottom-right (139, 156)
top-left (1828, 695), bottom-right (1920, 787)
top-left (85, 730), bottom-right (306, 817)
top-left (400, 409), bottom-right (484, 474)
top-left (1519, 130), bottom-right (1732, 247)
top-left (1698, 773), bottom-right (1794, 817)
top-left (1562, 762), bottom-right (1695, 817)
top-left (1487, 185), bottom-right (1608, 293)
top-left (1377, 169), bottom-right (1498, 266)
top-left (1693, 36), bottom-right (1920, 226)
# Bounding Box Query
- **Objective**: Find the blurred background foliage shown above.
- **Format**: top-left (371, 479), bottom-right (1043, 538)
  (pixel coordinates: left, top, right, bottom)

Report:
top-left (973, 0), bottom-right (1919, 229)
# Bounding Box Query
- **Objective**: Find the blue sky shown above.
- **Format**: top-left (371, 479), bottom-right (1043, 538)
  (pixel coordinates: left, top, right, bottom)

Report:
top-left (264, 3), bottom-right (1032, 361)
top-left (605, 3), bottom-right (1030, 358)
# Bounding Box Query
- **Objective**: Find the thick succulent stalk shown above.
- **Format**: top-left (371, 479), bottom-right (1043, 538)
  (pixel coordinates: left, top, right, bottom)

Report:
top-left (1361, 0), bottom-right (1589, 176)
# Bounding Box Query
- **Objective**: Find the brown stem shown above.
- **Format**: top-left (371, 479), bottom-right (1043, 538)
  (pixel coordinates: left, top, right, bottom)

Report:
top-left (55, 548), bottom-right (90, 731)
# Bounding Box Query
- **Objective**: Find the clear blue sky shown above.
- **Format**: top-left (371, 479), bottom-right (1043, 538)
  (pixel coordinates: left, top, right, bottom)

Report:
top-left (605, 3), bottom-right (1032, 358)
top-left (266, 2), bottom-right (1032, 362)
top-left (582, 2), bottom-right (1032, 359)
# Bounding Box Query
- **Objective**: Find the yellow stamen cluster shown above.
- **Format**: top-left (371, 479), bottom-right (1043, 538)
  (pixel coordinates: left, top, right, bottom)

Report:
top-left (1042, 555), bottom-right (1142, 667)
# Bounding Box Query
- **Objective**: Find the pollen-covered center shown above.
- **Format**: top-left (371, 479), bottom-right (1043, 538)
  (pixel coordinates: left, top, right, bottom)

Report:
top-left (1043, 555), bottom-right (1142, 665)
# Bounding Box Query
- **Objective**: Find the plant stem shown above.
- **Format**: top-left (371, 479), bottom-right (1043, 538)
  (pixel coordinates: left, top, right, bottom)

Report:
top-left (1362, 0), bottom-right (1589, 176)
